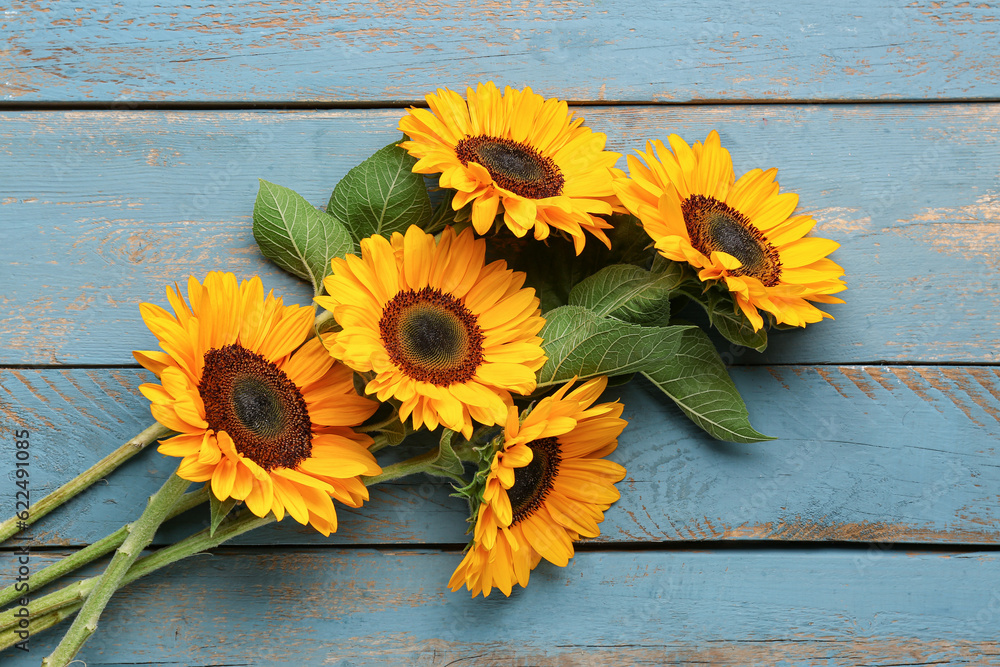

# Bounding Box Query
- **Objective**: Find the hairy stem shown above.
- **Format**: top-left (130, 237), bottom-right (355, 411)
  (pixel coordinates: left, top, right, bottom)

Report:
top-left (0, 422), bottom-right (172, 545)
top-left (0, 507), bottom-right (273, 639)
top-left (41, 473), bottom-right (191, 667)
top-left (0, 486), bottom-right (210, 611)
top-left (0, 601), bottom-right (83, 653)
top-left (8, 441), bottom-right (457, 656)
top-left (363, 446), bottom-right (466, 486)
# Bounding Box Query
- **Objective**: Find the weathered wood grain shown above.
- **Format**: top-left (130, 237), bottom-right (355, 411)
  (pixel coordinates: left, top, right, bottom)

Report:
top-left (3, 0), bottom-right (999, 103)
top-left (3, 366), bottom-right (998, 547)
top-left (3, 1), bottom-right (995, 660)
top-left (3, 548), bottom-right (1000, 665)
top-left (2, 106), bottom-right (999, 366)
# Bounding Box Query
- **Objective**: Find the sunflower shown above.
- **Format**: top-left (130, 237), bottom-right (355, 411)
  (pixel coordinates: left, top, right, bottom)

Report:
top-left (398, 81), bottom-right (622, 254)
top-left (449, 376), bottom-right (627, 598)
top-left (316, 225), bottom-right (546, 439)
top-left (613, 131), bottom-right (846, 331)
top-left (133, 272), bottom-right (381, 536)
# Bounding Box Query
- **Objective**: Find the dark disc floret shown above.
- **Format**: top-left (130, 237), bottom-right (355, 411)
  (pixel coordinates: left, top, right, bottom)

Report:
top-left (199, 344), bottom-right (312, 471)
top-left (378, 286), bottom-right (485, 386)
top-left (508, 437), bottom-right (562, 526)
top-left (455, 135), bottom-right (565, 199)
top-left (681, 194), bottom-right (782, 286)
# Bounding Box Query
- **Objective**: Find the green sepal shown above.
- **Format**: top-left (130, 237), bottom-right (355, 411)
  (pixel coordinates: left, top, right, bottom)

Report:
top-left (701, 285), bottom-right (768, 352)
top-left (769, 320), bottom-right (805, 331)
top-left (372, 417), bottom-right (407, 447)
top-left (355, 399), bottom-right (407, 448)
top-left (351, 375), bottom-right (408, 448)
top-left (423, 189), bottom-right (460, 234)
top-left (671, 263), bottom-right (768, 352)
top-left (425, 429), bottom-right (468, 482)
top-left (450, 427), bottom-right (505, 536)
top-left (208, 493), bottom-right (239, 537)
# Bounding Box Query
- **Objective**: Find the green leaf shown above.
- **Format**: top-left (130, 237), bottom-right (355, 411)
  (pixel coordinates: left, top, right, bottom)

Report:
top-left (209, 493), bottom-right (239, 537)
top-left (569, 263), bottom-right (684, 326)
top-left (601, 213), bottom-right (654, 266)
top-left (605, 373), bottom-right (636, 388)
top-left (327, 141), bottom-right (432, 243)
top-left (650, 251), bottom-right (674, 275)
top-left (537, 306), bottom-right (690, 387)
top-left (253, 180), bottom-right (355, 295)
top-left (642, 327), bottom-right (773, 443)
top-left (372, 415), bottom-right (407, 447)
top-left (429, 429), bottom-right (468, 481)
top-left (710, 302), bottom-right (768, 352)
top-left (678, 279), bottom-right (768, 352)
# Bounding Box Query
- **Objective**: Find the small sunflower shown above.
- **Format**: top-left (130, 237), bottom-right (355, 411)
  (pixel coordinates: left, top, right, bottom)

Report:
top-left (449, 376), bottom-right (627, 598)
top-left (613, 131), bottom-right (846, 331)
top-left (399, 81), bottom-right (622, 254)
top-left (316, 225), bottom-right (547, 439)
top-left (134, 272), bottom-right (381, 536)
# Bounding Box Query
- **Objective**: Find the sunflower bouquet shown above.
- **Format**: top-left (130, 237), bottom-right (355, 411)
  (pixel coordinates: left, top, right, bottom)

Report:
top-left (0, 82), bottom-right (844, 664)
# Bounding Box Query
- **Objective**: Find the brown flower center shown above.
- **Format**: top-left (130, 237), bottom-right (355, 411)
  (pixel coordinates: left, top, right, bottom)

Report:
top-left (200, 344), bottom-right (312, 471)
top-left (681, 194), bottom-right (782, 286)
top-left (455, 135), bottom-right (564, 199)
top-left (508, 437), bottom-right (561, 526)
top-left (378, 287), bottom-right (485, 386)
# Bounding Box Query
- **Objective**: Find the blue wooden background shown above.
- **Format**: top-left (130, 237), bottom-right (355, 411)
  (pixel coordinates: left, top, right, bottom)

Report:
top-left (2, 1), bottom-right (1000, 664)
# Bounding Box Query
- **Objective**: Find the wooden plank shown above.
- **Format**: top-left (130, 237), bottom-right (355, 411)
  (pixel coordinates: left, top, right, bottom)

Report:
top-left (3, 366), bottom-right (999, 547)
top-left (2, 106), bottom-right (999, 365)
top-left (2, 548), bottom-right (999, 665)
top-left (3, 0), bottom-right (1000, 103)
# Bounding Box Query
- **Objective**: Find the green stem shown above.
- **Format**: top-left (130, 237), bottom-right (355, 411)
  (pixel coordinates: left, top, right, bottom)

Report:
top-left (449, 424), bottom-right (501, 463)
top-left (9, 441), bottom-right (459, 654)
top-left (356, 410), bottom-right (402, 435)
top-left (0, 601), bottom-right (82, 653)
top-left (41, 472), bottom-right (191, 667)
top-left (368, 423), bottom-right (415, 454)
top-left (1, 579), bottom-right (92, 633)
top-left (362, 447), bottom-right (465, 486)
top-left (0, 486), bottom-right (210, 611)
top-left (0, 508), bottom-right (273, 639)
top-left (368, 433), bottom-right (395, 454)
top-left (118, 512), bottom-right (275, 585)
top-left (0, 421), bottom-right (172, 545)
